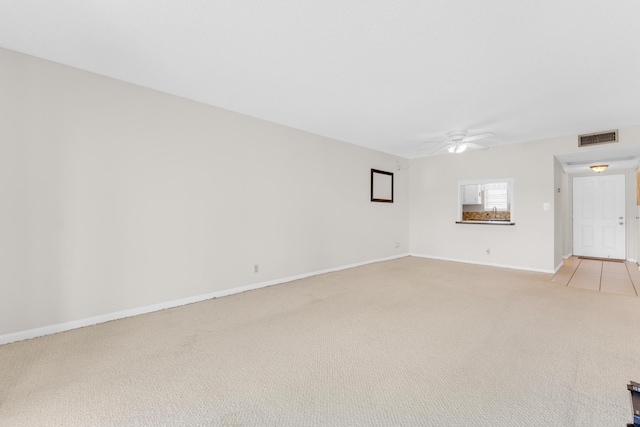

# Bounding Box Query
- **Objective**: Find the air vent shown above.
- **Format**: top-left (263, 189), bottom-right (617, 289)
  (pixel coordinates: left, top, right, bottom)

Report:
top-left (578, 130), bottom-right (618, 147)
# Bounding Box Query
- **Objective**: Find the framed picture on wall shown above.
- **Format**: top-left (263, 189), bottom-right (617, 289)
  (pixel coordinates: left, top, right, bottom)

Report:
top-left (371, 169), bottom-right (394, 203)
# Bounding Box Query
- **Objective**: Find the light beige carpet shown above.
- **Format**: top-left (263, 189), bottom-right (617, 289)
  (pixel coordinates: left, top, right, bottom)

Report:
top-left (1, 256), bottom-right (639, 426)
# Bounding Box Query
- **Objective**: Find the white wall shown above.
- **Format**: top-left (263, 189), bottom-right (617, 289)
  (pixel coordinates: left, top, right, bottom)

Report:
top-left (3, 45), bottom-right (640, 339)
top-left (0, 48), bottom-right (409, 337)
top-left (409, 128), bottom-right (640, 272)
top-left (553, 157), bottom-right (565, 269)
top-left (409, 140), bottom-right (557, 272)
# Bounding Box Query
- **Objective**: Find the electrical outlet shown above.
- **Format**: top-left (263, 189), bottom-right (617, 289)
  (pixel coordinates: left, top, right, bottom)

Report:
top-left (486, 248), bottom-right (491, 255)
top-left (254, 264), bottom-right (259, 273)
top-left (395, 242), bottom-right (400, 248)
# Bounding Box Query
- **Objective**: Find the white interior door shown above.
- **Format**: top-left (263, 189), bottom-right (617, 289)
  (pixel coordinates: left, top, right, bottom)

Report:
top-left (573, 174), bottom-right (626, 259)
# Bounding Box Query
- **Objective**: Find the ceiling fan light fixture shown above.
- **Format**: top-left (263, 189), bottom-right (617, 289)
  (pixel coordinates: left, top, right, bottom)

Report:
top-left (448, 142), bottom-right (467, 154)
top-left (590, 164), bottom-right (609, 173)
top-left (423, 130), bottom-right (492, 156)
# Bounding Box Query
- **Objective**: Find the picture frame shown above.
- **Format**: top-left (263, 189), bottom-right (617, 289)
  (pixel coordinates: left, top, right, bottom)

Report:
top-left (371, 169), bottom-right (394, 203)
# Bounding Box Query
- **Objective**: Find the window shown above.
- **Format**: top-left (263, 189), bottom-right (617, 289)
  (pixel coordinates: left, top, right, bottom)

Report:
top-left (457, 178), bottom-right (514, 224)
top-left (484, 182), bottom-right (509, 211)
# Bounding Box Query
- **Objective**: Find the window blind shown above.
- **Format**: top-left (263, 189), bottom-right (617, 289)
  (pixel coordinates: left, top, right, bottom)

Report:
top-left (484, 183), bottom-right (508, 211)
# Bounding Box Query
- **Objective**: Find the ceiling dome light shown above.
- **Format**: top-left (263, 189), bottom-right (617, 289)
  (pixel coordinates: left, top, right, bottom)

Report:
top-left (590, 164), bottom-right (609, 173)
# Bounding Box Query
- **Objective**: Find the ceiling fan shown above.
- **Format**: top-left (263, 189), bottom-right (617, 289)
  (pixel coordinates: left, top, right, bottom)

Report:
top-left (422, 130), bottom-right (494, 155)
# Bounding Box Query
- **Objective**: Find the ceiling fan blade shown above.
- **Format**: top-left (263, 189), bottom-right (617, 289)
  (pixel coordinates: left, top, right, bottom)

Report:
top-left (462, 132), bottom-right (494, 143)
top-left (466, 142), bottom-right (489, 150)
top-left (432, 143), bottom-right (456, 155)
top-left (419, 141), bottom-right (450, 156)
top-left (422, 139), bottom-right (449, 148)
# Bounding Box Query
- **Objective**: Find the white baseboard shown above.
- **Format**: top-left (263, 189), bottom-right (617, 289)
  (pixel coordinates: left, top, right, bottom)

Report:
top-left (554, 262), bottom-right (564, 273)
top-left (562, 253), bottom-right (573, 260)
top-left (409, 253), bottom-right (556, 274)
top-left (0, 253), bottom-right (409, 346)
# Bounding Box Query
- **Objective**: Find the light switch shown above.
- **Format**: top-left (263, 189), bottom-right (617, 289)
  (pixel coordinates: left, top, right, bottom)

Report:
top-left (543, 202), bottom-right (550, 211)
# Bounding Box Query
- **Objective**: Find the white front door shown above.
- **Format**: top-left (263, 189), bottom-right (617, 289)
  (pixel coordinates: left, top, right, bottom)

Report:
top-left (573, 174), bottom-right (626, 259)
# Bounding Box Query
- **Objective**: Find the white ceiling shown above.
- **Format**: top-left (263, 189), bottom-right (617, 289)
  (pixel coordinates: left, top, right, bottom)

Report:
top-left (555, 144), bottom-right (640, 174)
top-left (1, 1), bottom-right (640, 159)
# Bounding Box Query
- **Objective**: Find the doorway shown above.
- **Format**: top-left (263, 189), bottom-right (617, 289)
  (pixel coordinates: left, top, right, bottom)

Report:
top-left (572, 174), bottom-right (626, 259)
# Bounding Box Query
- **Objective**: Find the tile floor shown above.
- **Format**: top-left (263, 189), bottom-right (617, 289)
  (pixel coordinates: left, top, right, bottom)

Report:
top-left (552, 256), bottom-right (639, 297)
